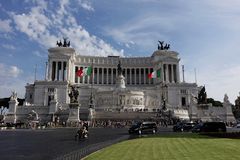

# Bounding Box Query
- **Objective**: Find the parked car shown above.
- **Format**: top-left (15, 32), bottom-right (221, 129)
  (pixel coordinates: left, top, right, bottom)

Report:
top-left (228, 123), bottom-right (240, 132)
top-left (192, 123), bottom-right (203, 133)
top-left (237, 123), bottom-right (240, 128)
top-left (200, 122), bottom-right (226, 132)
top-left (128, 122), bottom-right (157, 135)
top-left (173, 122), bottom-right (196, 132)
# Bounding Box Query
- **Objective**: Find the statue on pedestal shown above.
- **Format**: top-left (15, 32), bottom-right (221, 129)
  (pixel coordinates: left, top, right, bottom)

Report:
top-left (68, 86), bottom-right (79, 103)
top-left (67, 85), bottom-right (80, 124)
top-left (117, 60), bottom-right (122, 75)
top-left (235, 92), bottom-right (240, 109)
top-left (224, 94), bottom-right (230, 104)
top-left (198, 86), bottom-right (207, 104)
top-left (27, 110), bottom-right (39, 121)
top-left (10, 91), bottom-right (17, 101)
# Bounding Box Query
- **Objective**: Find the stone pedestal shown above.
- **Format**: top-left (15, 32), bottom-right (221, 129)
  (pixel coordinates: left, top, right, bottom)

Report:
top-left (49, 100), bottom-right (58, 114)
top-left (67, 103), bottom-right (80, 124)
top-left (88, 108), bottom-right (95, 121)
top-left (116, 74), bottom-right (126, 89)
top-left (189, 105), bottom-right (198, 120)
top-left (189, 95), bottom-right (198, 120)
top-left (5, 99), bottom-right (19, 124)
top-left (8, 99), bottom-right (18, 113)
top-left (223, 102), bottom-right (236, 123)
top-left (88, 108), bottom-right (95, 127)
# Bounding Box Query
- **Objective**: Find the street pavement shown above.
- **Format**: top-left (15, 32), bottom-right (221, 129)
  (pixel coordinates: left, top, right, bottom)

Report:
top-left (1, 126), bottom-right (238, 160)
top-left (0, 127), bottom-right (130, 160)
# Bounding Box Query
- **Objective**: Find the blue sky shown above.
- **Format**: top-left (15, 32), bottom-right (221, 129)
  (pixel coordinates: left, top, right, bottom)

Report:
top-left (0, 0), bottom-right (240, 103)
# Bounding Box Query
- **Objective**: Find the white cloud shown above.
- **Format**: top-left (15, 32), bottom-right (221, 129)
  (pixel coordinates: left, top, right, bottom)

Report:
top-left (33, 51), bottom-right (47, 58)
top-left (183, 64), bottom-right (240, 104)
top-left (0, 19), bottom-right (12, 32)
top-left (102, 0), bottom-right (240, 103)
top-left (204, 66), bottom-right (240, 104)
top-left (57, 0), bottom-right (69, 16)
top-left (0, 63), bottom-right (27, 98)
top-left (10, 0), bottom-right (122, 57)
top-left (9, 66), bottom-right (22, 77)
top-left (78, 0), bottom-right (94, 11)
top-left (1, 44), bottom-right (15, 50)
top-left (0, 63), bottom-right (22, 78)
top-left (0, 77), bottom-right (27, 98)
top-left (11, 1), bottom-right (54, 47)
top-left (105, 14), bottom-right (176, 50)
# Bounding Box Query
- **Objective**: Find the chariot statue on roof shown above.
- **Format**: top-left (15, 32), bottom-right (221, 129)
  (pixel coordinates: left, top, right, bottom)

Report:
top-left (56, 38), bottom-right (70, 47)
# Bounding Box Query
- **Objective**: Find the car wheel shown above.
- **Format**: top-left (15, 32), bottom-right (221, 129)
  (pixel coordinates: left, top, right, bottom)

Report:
top-left (152, 129), bottom-right (156, 134)
top-left (181, 128), bottom-right (184, 132)
top-left (138, 130), bottom-right (142, 135)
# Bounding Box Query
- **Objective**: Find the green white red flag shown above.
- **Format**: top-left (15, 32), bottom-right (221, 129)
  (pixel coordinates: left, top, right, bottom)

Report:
top-left (148, 70), bottom-right (161, 79)
top-left (76, 67), bottom-right (92, 77)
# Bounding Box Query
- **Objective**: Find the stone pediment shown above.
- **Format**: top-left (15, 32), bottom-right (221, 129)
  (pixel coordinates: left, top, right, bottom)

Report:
top-left (48, 47), bottom-right (75, 58)
top-left (162, 56), bottom-right (179, 62)
top-left (152, 50), bottom-right (179, 58)
top-left (48, 47), bottom-right (75, 54)
top-left (152, 50), bottom-right (179, 63)
top-left (153, 56), bottom-right (180, 64)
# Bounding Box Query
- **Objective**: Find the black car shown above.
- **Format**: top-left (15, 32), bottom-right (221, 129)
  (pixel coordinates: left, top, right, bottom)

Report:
top-left (192, 123), bottom-right (203, 133)
top-left (173, 122), bottom-right (196, 132)
top-left (200, 122), bottom-right (226, 132)
top-left (128, 122), bottom-right (157, 135)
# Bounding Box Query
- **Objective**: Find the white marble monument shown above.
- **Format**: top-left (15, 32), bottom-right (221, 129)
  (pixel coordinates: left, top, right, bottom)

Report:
top-left (5, 40), bottom-right (236, 123)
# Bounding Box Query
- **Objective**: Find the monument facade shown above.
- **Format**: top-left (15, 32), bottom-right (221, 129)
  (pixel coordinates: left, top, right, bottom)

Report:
top-left (5, 40), bottom-right (235, 124)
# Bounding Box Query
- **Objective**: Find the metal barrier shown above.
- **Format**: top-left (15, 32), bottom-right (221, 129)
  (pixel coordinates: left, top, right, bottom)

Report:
top-left (53, 135), bottom-right (129, 160)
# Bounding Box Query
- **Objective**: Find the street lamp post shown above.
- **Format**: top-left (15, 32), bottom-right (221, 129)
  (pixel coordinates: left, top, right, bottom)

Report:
top-left (88, 92), bottom-right (95, 127)
top-left (162, 84), bottom-right (168, 111)
top-left (158, 83), bottom-right (171, 126)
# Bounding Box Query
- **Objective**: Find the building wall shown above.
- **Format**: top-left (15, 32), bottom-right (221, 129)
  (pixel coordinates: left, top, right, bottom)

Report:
top-left (47, 47), bottom-right (181, 86)
top-left (5, 46), bottom-right (236, 123)
top-left (20, 47), bottom-right (200, 120)
top-left (44, 47), bottom-right (198, 111)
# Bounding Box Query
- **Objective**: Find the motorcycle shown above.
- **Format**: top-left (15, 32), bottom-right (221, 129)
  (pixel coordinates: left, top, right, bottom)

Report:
top-left (75, 127), bottom-right (88, 141)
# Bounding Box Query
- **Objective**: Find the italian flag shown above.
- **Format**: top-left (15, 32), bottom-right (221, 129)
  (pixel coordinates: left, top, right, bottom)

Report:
top-left (148, 70), bottom-right (161, 79)
top-left (76, 67), bottom-right (92, 77)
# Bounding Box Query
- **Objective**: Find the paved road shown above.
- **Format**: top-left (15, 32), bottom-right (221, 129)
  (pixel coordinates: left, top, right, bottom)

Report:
top-left (2, 126), bottom-right (237, 160)
top-left (0, 127), bottom-right (129, 160)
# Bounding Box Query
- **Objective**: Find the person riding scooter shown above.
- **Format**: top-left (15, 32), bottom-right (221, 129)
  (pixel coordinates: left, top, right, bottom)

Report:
top-left (75, 126), bottom-right (88, 140)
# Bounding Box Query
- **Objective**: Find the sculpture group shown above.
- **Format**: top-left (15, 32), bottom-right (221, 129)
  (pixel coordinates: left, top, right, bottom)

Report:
top-left (56, 38), bottom-right (70, 47)
top-left (10, 91), bottom-right (17, 101)
top-left (198, 86), bottom-right (207, 104)
top-left (68, 85), bottom-right (79, 103)
top-left (158, 41), bottom-right (170, 50)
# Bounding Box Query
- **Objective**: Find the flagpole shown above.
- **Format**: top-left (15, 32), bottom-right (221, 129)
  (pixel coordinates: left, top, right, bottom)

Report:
top-left (182, 65), bottom-right (185, 83)
top-left (91, 59), bottom-right (93, 97)
top-left (89, 58), bottom-right (94, 126)
top-left (34, 64), bottom-right (37, 82)
top-left (194, 68), bottom-right (197, 84)
top-left (89, 58), bottom-right (94, 109)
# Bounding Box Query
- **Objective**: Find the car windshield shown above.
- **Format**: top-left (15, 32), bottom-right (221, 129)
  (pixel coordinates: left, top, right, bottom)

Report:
top-left (186, 122), bottom-right (195, 125)
top-left (176, 122), bottom-right (183, 125)
top-left (193, 124), bottom-right (202, 128)
top-left (131, 122), bottom-right (141, 128)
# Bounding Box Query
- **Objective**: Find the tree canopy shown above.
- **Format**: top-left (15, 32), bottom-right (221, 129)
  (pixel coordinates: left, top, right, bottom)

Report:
top-left (0, 98), bottom-right (25, 108)
top-left (207, 98), bottom-right (223, 107)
